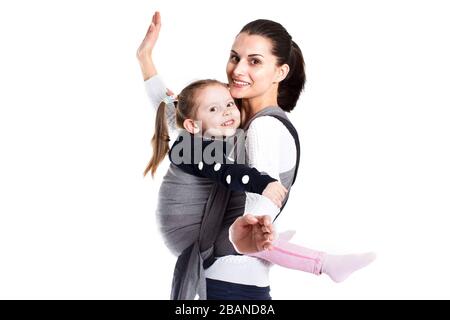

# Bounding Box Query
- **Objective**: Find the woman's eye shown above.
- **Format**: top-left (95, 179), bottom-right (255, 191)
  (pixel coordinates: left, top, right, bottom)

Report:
top-left (229, 55), bottom-right (239, 63)
top-left (250, 59), bottom-right (261, 65)
top-left (209, 107), bottom-right (217, 112)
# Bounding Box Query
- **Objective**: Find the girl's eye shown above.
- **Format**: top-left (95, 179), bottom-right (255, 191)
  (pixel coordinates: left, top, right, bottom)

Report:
top-left (250, 58), bottom-right (261, 65)
top-left (227, 102), bottom-right (235, 108)
top-left (209, 106), bottom-right (217, 112)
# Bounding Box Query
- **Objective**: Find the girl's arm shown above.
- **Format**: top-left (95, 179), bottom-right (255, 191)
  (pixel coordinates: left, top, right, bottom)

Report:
top-left (144, 75), bottom-right (177, 133)
top-left (137, 12), bottom-right (177, 133)
top-left (169, 136), bottom-right (287, 206)
top-left (136, 11), bottom-right (160, 81)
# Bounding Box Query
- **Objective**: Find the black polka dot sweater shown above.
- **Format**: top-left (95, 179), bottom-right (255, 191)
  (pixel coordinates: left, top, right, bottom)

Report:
top-left (168, 133), bottom-right (277, 194)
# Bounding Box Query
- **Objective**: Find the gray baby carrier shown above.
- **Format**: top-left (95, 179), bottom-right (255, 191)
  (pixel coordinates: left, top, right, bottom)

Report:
top-left (155, 107), bottom-right (300, 299)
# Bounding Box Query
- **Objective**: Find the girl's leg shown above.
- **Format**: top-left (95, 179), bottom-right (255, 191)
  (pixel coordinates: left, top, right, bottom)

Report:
top-left (321, 252), bottom-right (376, 282)
top-left (249, 231), bottom-right (376, 282)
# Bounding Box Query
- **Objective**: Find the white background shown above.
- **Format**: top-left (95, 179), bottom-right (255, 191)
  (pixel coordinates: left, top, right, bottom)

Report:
top-left (0, 0), bottom-right (449, 299)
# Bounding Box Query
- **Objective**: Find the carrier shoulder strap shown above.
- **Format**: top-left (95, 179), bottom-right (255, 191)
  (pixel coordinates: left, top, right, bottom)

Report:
top-left (265, 114), bottom-right (300, 220)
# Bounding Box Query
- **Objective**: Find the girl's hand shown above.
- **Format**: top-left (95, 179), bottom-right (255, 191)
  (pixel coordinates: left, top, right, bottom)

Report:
top-left (136, 11), bottom-right (161, 80)
top-left (262, 181), bottom-right (288, 208)
top-left (137, 11), bottom-right (161, 58)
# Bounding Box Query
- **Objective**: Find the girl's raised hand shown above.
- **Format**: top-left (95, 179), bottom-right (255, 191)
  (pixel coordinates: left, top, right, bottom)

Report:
top-left (137, 11), bottom-right (161, 58)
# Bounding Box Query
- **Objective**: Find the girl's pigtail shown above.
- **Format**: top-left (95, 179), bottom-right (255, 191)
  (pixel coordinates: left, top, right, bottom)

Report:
top-left (144, 101), bottom-right (170, 177)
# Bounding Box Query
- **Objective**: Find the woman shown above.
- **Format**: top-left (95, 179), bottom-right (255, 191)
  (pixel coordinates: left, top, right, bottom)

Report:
top-left (137, 12), bottom-right (374, 300)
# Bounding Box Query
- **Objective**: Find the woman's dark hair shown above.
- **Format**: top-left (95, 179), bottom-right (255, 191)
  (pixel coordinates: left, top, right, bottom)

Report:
top-left (240, 19), bottom-right (306, 112)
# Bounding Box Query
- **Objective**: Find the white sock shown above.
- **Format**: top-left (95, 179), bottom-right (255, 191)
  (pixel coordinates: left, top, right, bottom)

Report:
top-left (321, 252), bottom-right (376, 282)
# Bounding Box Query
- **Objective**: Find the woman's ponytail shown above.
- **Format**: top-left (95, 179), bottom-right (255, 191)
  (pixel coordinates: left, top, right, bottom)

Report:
top-left (277, 41), bottom-right (306, 112)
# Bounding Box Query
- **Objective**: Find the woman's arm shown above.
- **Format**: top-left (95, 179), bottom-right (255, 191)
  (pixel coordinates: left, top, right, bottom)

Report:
top-left (137, 12), bottom-right (177, 132)
top-left (244, 117), bottom-right (287, 221)
top-left (229, 116), bottom-right (295, 253)
top-left (229, 214), bottom-right (275, 253)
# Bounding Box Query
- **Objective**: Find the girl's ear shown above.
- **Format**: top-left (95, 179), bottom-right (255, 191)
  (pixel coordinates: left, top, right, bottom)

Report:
top-left (275, 63), bottom-right (290, 83)
top-left (183, 119), bottom-right (201, 134)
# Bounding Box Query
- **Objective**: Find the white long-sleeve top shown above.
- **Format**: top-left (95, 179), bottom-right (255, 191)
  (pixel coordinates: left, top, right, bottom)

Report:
top-left (144, 75), bottom-right (296, 286)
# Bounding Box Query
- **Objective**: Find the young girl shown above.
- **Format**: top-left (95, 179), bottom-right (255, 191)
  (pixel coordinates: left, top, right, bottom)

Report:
top-left (146, 79), bottom-right (288, 209)
top-left (144, 78), bottom-right (375, 284)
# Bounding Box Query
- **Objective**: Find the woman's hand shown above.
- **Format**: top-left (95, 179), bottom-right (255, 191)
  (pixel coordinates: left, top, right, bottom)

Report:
top-left (229, 214), bottom-right (275, 254)
top-left (262, 181), bottom-right (288, 208)
top-left (136, 11), bottom-right (161, 80)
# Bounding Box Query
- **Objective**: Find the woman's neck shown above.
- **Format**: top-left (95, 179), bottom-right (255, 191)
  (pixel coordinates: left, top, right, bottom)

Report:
top-left (240, 87), bottom-right (279, 127)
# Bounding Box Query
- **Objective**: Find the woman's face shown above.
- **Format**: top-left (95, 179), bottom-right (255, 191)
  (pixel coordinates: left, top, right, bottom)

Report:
top-left (226, 33), bottom-right (282, 101)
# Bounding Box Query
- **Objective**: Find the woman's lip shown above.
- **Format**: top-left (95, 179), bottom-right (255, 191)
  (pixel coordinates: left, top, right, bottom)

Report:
top-left (231, 79), bottom-right (250, 88)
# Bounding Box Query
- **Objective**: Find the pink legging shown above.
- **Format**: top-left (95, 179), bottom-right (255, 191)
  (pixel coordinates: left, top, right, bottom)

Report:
top-left (249, 231), bottom-right (324, 275)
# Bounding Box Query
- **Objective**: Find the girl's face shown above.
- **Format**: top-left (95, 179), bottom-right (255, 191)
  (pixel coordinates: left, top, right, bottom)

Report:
top-left (194, 85), bottom-right (241, 137)
top-left (226, 33), bottom-right (283, 103)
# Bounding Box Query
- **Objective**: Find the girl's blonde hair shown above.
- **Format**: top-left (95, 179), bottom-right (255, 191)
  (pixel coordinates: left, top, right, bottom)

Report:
top-left (144, 79), bottom-right (227, 177)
